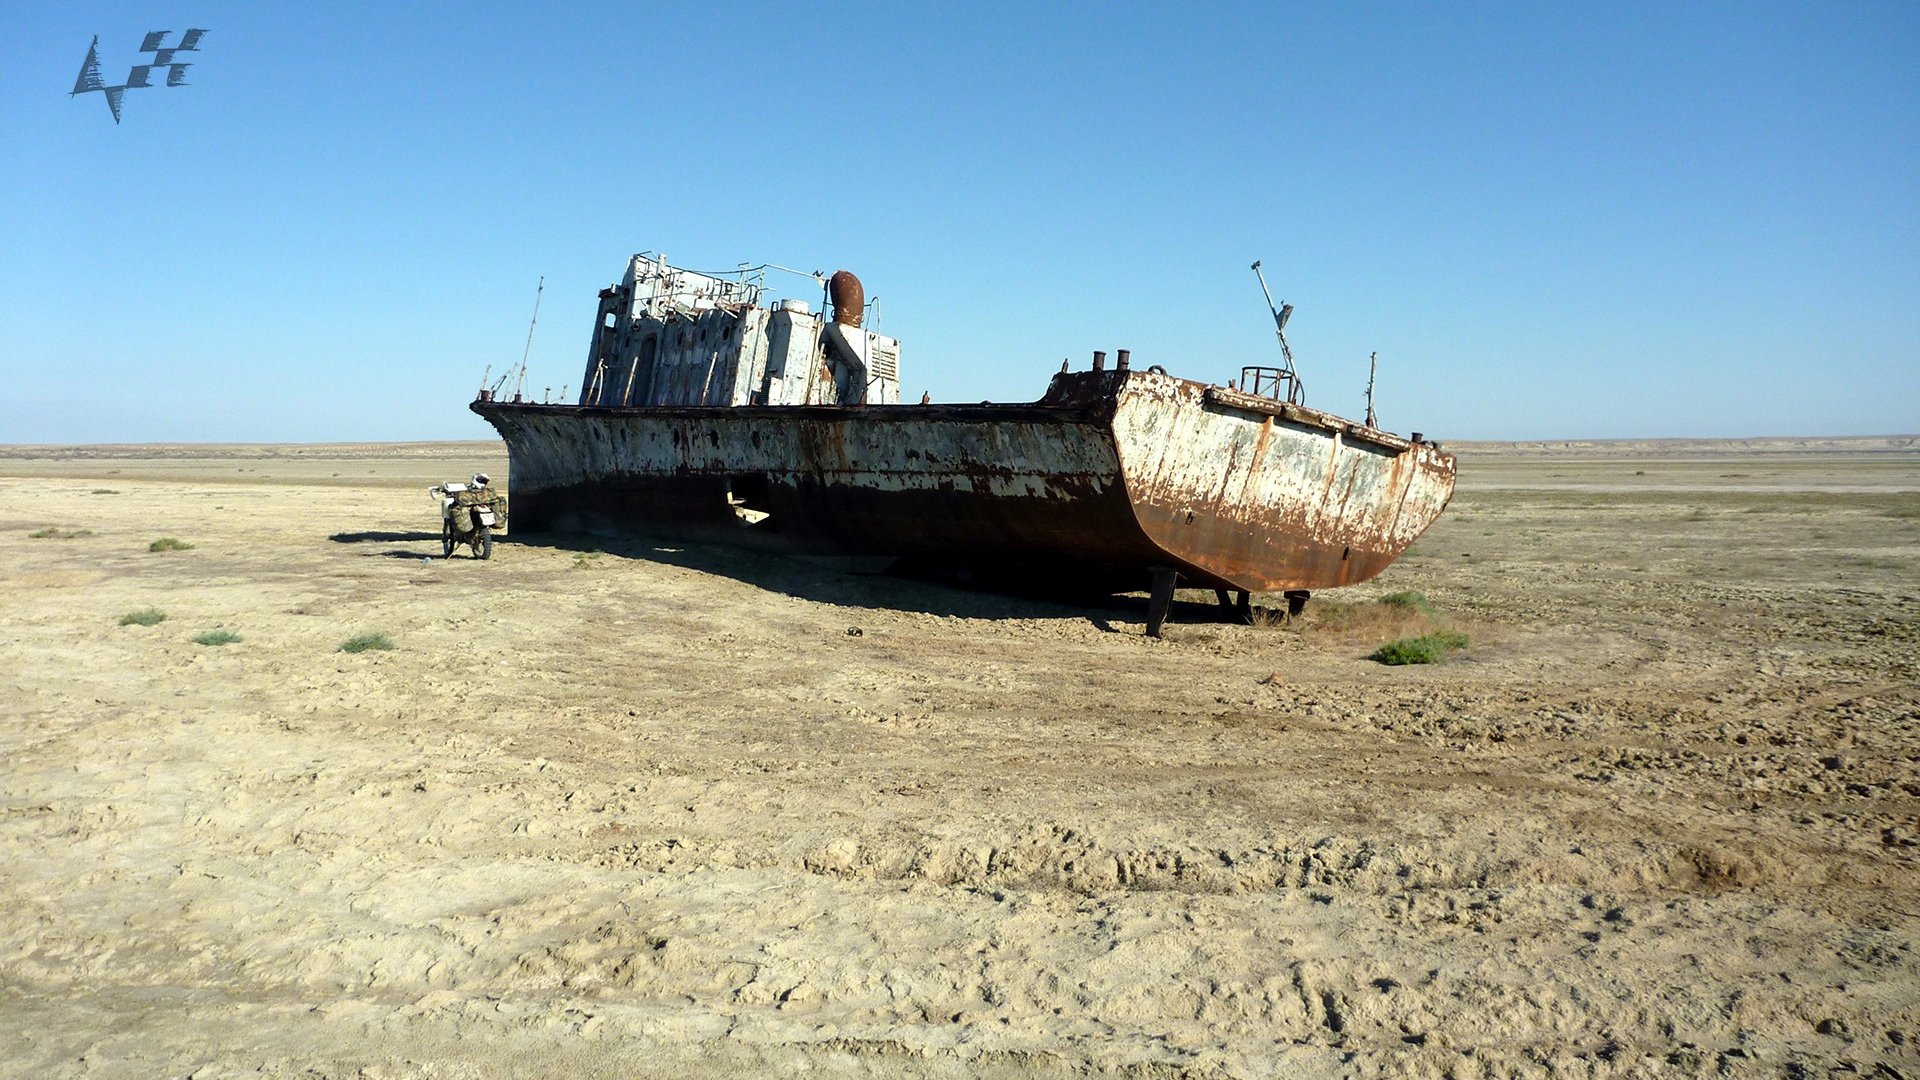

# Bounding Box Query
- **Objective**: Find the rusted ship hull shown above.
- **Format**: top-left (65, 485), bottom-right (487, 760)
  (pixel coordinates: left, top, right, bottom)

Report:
top-left (471, 369), bottom-right (1455, 594)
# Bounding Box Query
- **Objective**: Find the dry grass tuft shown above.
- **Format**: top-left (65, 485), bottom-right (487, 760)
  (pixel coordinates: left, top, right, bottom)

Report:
top-left (1293, 596), bottom-right (1439, 646)
top-left (1372, 630), bottom-right (1470, 665)
top-left (338, 632), bottom-right (394, 653)
top-left (1376, 590), bottom-right (1437, 617)
top-left (1265, 590), bottom-right (1479, 663)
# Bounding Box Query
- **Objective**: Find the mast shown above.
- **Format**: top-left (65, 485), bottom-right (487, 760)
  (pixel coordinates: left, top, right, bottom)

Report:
top-left (514, 277), bottom-right (544, 402)
top-left (1365, 351), bottom-right (1378, 429)
top-left (1250, 261), bottom-right (1304, 404)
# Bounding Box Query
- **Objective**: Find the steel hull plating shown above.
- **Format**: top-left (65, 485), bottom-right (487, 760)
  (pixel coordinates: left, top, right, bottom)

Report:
top-left (471, 370), bottom-right (1455, 593)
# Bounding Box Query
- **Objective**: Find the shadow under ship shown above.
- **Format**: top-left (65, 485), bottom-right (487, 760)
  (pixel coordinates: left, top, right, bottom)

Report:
top-left (471, 255), bottom-right (1457, 634)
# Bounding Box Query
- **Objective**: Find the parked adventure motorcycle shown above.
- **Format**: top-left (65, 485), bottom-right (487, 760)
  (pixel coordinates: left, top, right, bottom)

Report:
top-left (430, 480), bottom-right (506, 560)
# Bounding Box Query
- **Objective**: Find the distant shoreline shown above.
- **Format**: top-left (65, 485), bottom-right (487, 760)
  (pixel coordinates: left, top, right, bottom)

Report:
top-left (2, 434), bottom-right (1914, 460)
top-left (0, 441), bottom-right (504, 459)
top-left (1443, 434), bottom-right (1918, 457)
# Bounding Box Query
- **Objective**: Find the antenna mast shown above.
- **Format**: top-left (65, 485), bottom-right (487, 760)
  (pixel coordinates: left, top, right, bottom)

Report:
top-left (514, 276), bottom-right (544, 402)
top-left (1250, 261), bottom-right (1304, 404)
top-left (1365, 351), bottom-right (1378, 429)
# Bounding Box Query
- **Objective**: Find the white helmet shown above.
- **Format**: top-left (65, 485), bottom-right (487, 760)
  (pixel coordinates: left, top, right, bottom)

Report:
top-left (472, 473), bottom-right (491, 486)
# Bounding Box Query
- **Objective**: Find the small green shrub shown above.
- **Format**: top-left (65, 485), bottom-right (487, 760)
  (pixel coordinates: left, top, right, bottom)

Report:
top-left (338, 632), bottom-right (394, 653)
top-left (572, 551), bottom-right (603, 569)
top-left (1376, 590), bottom-right (1437, 617)
top-left (30, 528), bottom-right (91, 539)
top-left (150, 537), bottom-right (195, 552)
top-left (119, 608), bottom-right (168, 626)
top-left (1371, 630), bottom-right (1469, 666)
top-left (192, 629), bottom-right (241, 646)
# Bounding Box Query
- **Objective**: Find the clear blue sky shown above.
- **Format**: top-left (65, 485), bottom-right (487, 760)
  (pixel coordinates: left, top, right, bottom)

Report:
top-left (4, 2), bottom-right (1915, 442)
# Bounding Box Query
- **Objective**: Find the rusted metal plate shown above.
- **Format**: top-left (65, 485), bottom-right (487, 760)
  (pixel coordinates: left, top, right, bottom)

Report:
top-left (1114, 373), bottom-right (1455, 591)
top-left (472, 369), bottom-right (1455, 593)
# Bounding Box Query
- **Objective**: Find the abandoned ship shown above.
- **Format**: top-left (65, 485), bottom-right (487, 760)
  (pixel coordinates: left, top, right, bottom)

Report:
top-left (470, 254), bottom-right (1457, 634)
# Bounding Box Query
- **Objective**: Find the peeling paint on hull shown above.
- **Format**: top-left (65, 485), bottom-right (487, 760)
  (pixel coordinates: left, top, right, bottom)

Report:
top-left (471, 369), bottom-right (1455, 593)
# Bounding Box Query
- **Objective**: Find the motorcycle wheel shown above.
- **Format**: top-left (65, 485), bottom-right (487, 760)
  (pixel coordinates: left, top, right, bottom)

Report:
top-left (442, 520), bottom-right (455, 558)
top-left (474, 525), bottom-right (493, 561)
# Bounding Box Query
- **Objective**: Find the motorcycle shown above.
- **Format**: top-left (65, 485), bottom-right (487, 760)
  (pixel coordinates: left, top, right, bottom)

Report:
top-left (430, 482), bottom-right (504, 560)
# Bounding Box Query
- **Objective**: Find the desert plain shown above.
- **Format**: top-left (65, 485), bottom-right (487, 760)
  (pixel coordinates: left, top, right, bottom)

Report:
top-left (2, 436), bottom-right (1917, 1078)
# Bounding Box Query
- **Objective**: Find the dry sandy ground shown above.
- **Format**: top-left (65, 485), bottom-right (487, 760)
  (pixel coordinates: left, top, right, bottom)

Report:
top-left (1, 438), bottom-right (1916, 1078)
